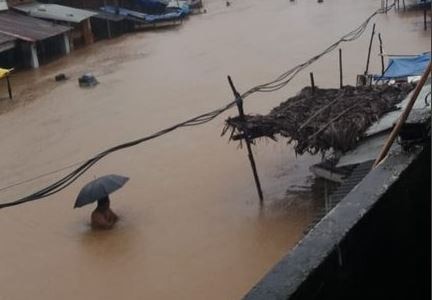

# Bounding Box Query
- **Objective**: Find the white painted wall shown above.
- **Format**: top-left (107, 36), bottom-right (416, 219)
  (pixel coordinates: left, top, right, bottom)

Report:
top-left (0, 0), bottom-right (8, 11)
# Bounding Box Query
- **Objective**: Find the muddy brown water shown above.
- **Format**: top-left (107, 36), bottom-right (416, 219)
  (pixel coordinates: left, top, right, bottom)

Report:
top-left (0, 1), bottom-right (429, 299)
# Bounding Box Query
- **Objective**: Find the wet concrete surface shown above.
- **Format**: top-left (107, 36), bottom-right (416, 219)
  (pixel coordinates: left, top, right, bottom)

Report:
top-left (0, 0), bottom-right (429, 299)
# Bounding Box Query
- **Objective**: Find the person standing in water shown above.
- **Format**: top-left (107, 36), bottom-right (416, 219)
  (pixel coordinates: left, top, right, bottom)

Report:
top-left (91, 196), bottom-right (118, 229)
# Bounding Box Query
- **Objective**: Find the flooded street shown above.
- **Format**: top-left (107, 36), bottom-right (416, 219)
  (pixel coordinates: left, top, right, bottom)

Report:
top-left (0, 0), bottom-right (429, 299)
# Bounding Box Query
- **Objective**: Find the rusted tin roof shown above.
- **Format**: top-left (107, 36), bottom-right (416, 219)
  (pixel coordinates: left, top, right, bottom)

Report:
top-left (0, 11), bottom-right (71, 42)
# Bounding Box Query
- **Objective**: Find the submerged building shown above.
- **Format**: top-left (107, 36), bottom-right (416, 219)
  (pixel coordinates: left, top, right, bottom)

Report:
top-left (0, 1), bottom-right (70, 68)
top-left (11, 1), bottom-right (97, 48)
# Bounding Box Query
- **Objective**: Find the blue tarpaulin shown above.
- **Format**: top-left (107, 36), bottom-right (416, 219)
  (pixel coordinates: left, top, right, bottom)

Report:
top-left (416, 0), bottom-right (431, 5)
top-left (100, 5), bottom-right (183, 23)
top-left (375, 52), bottom-right (431, 80)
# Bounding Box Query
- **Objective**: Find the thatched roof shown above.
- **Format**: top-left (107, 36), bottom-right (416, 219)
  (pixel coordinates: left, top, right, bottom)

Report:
top-left (224, 84), bottom-right (414, 155)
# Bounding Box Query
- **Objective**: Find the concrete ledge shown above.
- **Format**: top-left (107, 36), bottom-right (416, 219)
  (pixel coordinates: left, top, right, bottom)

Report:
top-left (244, 143), bottom-right (430, 300)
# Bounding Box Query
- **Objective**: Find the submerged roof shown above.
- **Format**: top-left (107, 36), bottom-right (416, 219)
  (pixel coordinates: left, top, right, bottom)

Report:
top-left (14, 2), bottom-right (97, 23)
top-left (0, 11), bottom-right (71, 42)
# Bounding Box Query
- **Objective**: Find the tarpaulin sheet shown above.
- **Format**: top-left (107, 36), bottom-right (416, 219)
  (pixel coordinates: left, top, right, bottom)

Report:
top-left (375, 52), bottom-right (430, 80)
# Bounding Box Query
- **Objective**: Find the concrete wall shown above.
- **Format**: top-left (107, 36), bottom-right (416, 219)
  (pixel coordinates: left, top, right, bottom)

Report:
top-left (244, 142), bottom-right (430, 300)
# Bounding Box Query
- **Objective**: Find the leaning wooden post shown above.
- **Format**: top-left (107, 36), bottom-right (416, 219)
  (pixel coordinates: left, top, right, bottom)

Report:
top-left (339, 48), bottom-right (343, 89)
top-left (6, 75), bottom-right (12, 99)
top-left (378, 33), bottom-right (385, 76)
top-left (309, 72), bottom-right (315, 93)
top-left (227, 75), bottom-right (264, 204)
top-left (373, 62), bottom-right (431, 168)
top-left (364, 23), bottom-right (376, 76)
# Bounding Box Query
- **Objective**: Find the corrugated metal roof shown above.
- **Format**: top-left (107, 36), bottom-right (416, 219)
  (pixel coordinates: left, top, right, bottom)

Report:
top-left (0, 32), bottom-right (15, 44)
top-left (337, 80), bottom-right (431, 168)
top-left (336, 132), bottom-right (401, 168)
top-left (365, 78), bottom-right (432, 136)
top-left (0, 11), bottom-right (71, 42)
top-left (14, 2), bottom-right (97, 23)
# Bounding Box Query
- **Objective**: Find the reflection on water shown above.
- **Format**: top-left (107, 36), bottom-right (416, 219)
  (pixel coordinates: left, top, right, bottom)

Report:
top-left (0, 0), bottom-right (429, 299)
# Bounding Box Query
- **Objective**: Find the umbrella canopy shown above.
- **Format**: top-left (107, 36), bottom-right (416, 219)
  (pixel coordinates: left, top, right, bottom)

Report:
top-left (74, 174), bottom-right (129, 208)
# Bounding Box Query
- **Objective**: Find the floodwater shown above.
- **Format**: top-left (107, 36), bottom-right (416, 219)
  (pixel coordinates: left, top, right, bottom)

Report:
top-left (0, 0), bottom-right (429, 299)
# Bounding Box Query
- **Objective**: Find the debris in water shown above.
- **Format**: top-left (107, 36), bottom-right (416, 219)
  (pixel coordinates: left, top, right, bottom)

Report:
top-left (78, 73), bottom-right (98, 88)
top-left (55, 73), bottom-right (67, 82)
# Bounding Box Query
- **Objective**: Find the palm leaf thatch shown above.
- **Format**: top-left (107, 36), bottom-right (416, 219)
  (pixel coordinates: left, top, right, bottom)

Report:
top-left (224, 84), bottom-right (414, 155)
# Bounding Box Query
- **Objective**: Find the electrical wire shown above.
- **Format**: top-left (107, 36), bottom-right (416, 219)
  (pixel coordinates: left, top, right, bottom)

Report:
top-left (0, 5), bottom-right (393, 209)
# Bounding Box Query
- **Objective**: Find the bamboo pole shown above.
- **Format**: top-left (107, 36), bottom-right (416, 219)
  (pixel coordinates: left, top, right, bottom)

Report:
top-left (373, 62), bottom-right (431, 168)
top-left (310, 72), bottom-right (315, 93)
top-left (378, 33), bottom-right (385, 76)
top-left (227, 76), bottom-right (264, 204)
top-left (364, 23), bottom-right (376, 76)
top-left (339, 48), bottom-right (343, 88)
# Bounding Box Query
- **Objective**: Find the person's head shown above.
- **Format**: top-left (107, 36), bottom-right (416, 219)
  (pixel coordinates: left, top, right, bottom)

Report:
top-left (97, 196), bottom-right (110, 210)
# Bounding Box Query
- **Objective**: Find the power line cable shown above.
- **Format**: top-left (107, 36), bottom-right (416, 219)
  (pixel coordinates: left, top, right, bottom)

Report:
top-left (0, 5), bottom-right (393, 209)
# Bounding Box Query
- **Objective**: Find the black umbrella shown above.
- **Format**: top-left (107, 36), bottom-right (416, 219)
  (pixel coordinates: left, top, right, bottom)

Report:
top-left (74, 174), bottom-right (129, 208)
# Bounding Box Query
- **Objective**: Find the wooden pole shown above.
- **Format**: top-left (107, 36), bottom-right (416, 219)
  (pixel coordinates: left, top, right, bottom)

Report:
top-left (378, 33), bottom-right (385, 76)
top-left (227, 76), bottom-right (264, 204)
top-left (364, 23), bottom-right (376, 76)
top-left (104, 0), bottom-right (112, 38)
top-left (310, 72), bottom-right (315, 93)
top-left (339, 48), bottom-right (343, 88)
top-left (6, 75), bottom-right (12, 99)
top-left (373, 62), bottom-right (431, 168)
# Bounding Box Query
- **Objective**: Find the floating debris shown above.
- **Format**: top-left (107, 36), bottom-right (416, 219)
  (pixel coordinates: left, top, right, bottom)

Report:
top-left (224, 84), bottom-right (414, 155)
top-left (55, 73), bottom-right (67, 82)
top-left (78, 73), bottom-right (98, 88)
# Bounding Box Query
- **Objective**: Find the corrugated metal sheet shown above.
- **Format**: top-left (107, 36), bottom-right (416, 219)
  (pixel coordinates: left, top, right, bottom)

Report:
top-left (365, 78), bottom-right (432, 137)
top-left (13, 2), bottom-right (97, 23)
top-left (336, 133), bottom-right (401, 168)
top-left (0, 11), bottom-right (71, 42)
top-left (0, 32), bottom-right (15, 44)
top-left (337, 80), bottom-right (431, 168)
top-left (0, 32), bottom-right (15, 52)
